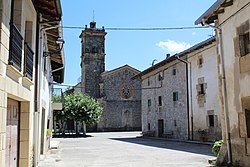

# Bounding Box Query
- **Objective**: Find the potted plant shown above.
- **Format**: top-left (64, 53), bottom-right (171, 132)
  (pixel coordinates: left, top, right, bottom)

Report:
top-left (198, 129), bottom-right (208, 142)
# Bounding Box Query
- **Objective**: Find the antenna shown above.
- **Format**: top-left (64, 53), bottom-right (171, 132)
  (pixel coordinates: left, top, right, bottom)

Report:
top-left (92, 10), bottom-right (95, 22)
top-left (152, 59), bottom-right (158, 66)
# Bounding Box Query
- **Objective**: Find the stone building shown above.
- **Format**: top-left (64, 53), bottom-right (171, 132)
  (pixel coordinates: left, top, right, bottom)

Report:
top-left (196, 0), bottom-right (250, 166)
top-left (98, 65), bottom-right (141, 131)
top-left (138, 55), bottom-right (188, 139)
top-left (79, 22), bottom-right (141, 131)
top-left (138, 37), bottom-right (222, 141)
top-left (0, 0), bottom-right (65, 166)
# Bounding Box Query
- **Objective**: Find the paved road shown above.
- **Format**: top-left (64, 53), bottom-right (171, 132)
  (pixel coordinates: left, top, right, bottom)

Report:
top-left (39, 132), bottom-right (215, 167)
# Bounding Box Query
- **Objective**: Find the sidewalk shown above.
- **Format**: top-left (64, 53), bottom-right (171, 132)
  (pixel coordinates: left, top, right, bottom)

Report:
top-left (50, 139), bottom-right (60, 149)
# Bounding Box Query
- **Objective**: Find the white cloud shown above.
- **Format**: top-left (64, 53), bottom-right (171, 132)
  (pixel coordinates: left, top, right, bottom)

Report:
top-left (156, 40), bottom-right (191, 53)
top-left (192, 32), bottom-right (197, 36)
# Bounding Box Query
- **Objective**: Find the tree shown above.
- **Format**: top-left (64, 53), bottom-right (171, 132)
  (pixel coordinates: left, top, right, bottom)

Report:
top-left (63, 92), bottom-right (103, 134)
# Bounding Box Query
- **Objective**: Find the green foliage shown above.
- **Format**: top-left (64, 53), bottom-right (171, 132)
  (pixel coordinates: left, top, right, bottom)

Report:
top-left (63, 92), bottom-right (103, 125)
top-left (212, 140), bottom-right (223, 156)
top-left (52, 94), bottom-right (62, 103)
top-left (46, 129), bottom-right (52, 137)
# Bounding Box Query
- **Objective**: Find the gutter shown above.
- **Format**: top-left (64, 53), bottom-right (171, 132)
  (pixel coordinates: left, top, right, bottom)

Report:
top-left (202, 19), bottom-right (232, 164)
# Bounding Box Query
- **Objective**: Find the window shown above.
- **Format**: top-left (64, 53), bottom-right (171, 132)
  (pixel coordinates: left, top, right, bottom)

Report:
top-left (158, 96), bottom-right (162, 106)
top-left (198, 57), bottom-right (203, 65)
top-left (173, 92), bottom-right (178, 101)
top-left (148, 78), bottom-right (150, 86)
top-left (209, 115), bottom-right (214, 127)
top-left (246, 109), bottom-right (250, 138)
top-left (172, 69), bottom-right (176, 75)
top-left (197, 83), bottom-right (206, 95)
top-left (197, 56), bottom-right (203, 68)
top-left (236, 21), bottom-right (250, 57)
top-left (158, 72), bottom-right (163, 81)
top-left (199, 83), bottom-right (205, 95)
top-left (148, 99), bottom-right (151, 107)
top-left (148, 123), bottom-right (151, 131)
top-left (240, 32), bottom-right (250, 56)
top-left (174, 120), bottom-right (177, 126)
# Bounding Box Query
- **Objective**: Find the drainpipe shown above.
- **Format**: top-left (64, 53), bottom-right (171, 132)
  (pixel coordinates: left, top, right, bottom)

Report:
top-left (202, 19), bottom-right (232, 164)
top-left (175, 55), bottom-right (190, 140)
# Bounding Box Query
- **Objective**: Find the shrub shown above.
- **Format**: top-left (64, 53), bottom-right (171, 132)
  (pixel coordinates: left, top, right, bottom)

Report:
top-left (212, 140), bottom-right (223, 156)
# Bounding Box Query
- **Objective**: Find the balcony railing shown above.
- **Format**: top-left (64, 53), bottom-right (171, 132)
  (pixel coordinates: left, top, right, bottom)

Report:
top-left (24, 42), bottom-right (34, 80)
top-left (9, 24), bottom-right (23, 71)
top-left (52, 88), bottom-right (64, 110)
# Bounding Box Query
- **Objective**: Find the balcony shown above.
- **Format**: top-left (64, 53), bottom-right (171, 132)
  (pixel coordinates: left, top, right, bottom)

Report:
top-left (9, 24), bottom-right (23, 71)
top-left (52, 88), bottom-right (64, 110)
top-left (24, 42), bottom-right (34, 80)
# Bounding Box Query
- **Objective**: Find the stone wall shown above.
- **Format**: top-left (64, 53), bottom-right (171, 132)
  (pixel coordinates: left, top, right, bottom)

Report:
top-left (97, 66), bottom-right (141, 131)
top-left (141, 59), bottom-right (188, 140)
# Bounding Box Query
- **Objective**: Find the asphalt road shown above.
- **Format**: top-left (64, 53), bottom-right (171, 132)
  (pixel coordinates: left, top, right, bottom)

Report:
top-left (39, 132), bottom-right (215, 167)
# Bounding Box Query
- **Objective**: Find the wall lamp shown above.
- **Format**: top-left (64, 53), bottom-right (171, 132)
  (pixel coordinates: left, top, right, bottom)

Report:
top-left (43, 37), bottom-right (65, 57)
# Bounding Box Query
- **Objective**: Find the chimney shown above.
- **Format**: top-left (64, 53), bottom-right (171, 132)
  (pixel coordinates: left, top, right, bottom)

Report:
top-left (166, 54), bottom-right (170, 58)
top-left (90, 21), bottom-right (96, 28)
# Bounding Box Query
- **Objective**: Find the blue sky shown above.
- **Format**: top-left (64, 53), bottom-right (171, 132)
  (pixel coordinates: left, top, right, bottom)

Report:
top-left (61, 0), bottom-right (216, 86)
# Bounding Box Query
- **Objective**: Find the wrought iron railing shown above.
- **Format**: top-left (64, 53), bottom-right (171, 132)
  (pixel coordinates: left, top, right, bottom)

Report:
top-left (52, 88), bottom-right (64, 103)
top-left (24, 42), bottom-right (34, 80)
top-left (9, 24), bottom-right (23, 71)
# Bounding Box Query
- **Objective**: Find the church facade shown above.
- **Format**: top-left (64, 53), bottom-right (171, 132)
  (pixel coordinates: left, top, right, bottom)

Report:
top-left (79, 22), bottom-right (141, 131)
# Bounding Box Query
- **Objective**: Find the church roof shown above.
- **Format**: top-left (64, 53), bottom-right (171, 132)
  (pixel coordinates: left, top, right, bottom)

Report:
top-left (101, 64), bottom-right (141, 77)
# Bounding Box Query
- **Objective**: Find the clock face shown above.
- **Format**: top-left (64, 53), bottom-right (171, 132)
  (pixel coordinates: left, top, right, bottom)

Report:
top-left (119, 83), bottom-right (134, 99)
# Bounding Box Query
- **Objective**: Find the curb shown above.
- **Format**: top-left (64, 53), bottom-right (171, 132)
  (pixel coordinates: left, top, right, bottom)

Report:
top-left (50, 140), bottom-right (60, 149)
top-left (141, 136), bottom-right (213, 146)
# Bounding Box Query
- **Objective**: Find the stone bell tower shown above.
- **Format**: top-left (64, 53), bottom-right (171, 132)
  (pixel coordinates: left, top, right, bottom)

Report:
top-left (79, 22), bottom-right (107, 98)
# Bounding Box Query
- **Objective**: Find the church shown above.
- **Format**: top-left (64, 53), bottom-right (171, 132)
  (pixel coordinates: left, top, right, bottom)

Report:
top-left (79, 21), bottom-right (142, 131)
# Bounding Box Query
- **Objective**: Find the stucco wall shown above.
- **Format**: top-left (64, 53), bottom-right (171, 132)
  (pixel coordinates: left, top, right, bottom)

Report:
top-left (217, 1), bottom-right (250, 165)
top-left (0, 0), bottom-right (36, 166)
top-left (187, 42), bottom-right (222, 141)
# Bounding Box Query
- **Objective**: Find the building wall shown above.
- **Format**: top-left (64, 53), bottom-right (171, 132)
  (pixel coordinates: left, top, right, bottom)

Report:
top-left (98, 67), bottom-right (141, 131)
top-left (141, 59), bottom-right (188, 139)
top-left (216, 1), bottom-right (250, 165)
top-left (0, 0), bottom-right (36, 166)
top-left (187, 42), bottom-right (222, 141)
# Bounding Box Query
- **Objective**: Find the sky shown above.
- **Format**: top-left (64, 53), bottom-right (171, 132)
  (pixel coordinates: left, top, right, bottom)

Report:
top-left (60, 0), bottom-right (216, 86)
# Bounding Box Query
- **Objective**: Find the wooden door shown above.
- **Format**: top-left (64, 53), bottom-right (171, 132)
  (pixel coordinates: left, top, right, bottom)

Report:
top-left (6, 99), bottom-right (19, 167)
top-left (158, 119), bottom-right (164, 137)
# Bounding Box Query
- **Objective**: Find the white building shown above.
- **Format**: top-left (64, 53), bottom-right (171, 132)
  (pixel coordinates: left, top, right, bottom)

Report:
top-left (138, 37), bottom-right (222, 141)
top-left (183, 37), bottom-right (222, 141)
top-left (0, 0), bottom-right (65, 166)
top-left (196, 0), bottom-right (250, 166)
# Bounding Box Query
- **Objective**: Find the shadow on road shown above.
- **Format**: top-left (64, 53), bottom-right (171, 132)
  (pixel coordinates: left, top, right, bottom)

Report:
top-left (53, 134), bottom-right (93, 138)
top-left (109, 137), bottom-right (214, 156)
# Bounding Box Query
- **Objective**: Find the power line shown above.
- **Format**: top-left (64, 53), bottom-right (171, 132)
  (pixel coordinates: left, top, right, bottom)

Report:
top-left (61, 26), bottom-right (209, 31)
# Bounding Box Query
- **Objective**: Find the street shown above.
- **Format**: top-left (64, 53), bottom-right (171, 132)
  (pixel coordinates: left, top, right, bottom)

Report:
top-left (39, 132), bottom-right (215, 167)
